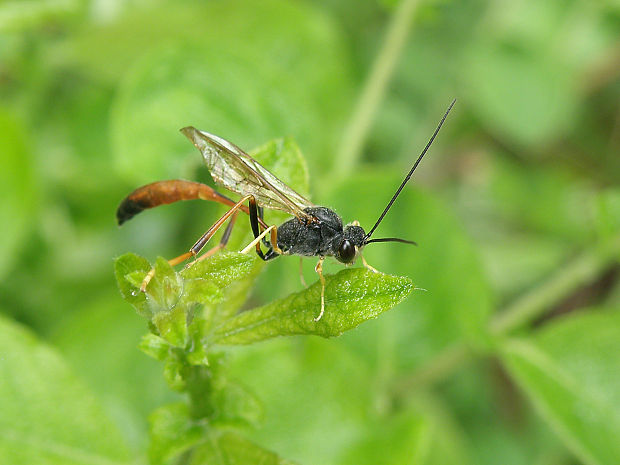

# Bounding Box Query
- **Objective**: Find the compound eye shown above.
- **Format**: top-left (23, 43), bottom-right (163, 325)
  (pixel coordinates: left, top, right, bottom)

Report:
top-left (338, 239), bottom-right (356, 263)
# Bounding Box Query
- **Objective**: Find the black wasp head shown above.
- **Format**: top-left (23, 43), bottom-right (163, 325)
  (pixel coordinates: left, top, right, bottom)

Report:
top-left (336, 224), bottom-right (366, 264)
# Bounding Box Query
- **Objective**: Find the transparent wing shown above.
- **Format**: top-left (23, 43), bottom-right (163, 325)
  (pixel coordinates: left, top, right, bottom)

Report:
top-left (181, 127), bottom-right (314, 219)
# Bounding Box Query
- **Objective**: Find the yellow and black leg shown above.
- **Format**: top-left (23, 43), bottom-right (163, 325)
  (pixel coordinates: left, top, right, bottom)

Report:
top-left (247, 196), bottom-right (281, 261)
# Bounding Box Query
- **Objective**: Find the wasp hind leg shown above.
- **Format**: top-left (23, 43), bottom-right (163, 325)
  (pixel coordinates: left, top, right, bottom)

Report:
top-left (140, 195), bottom-right (253, 292)
top-left (192, 210), bottom-right (238, 265)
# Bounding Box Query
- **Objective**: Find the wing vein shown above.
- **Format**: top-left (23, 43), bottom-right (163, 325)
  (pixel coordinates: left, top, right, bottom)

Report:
top-left (181, 127), bottom-right (314, 220)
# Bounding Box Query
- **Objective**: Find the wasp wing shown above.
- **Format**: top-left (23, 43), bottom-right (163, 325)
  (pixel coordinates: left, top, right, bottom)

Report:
top-left (181, 127), bottom-right (314, 220)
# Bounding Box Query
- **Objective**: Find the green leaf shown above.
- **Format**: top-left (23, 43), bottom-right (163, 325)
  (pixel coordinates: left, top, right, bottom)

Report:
top-left (114, 252), bottom-right (152, 317)
top-left (109, 0), bottom-right (353, 184)
top-left (227, 337), bottom-right (372, 462)
top-left (139, 333), bottom-right (172, 362)
top-left (162, 355), bottom-right (186, 392)
top-left (500, 310), bottom-right (620, 465)
top-left (486, 156), bottom-right (595, 241)
top-left (190, 431), bottom-right (297, 465)
top-left (0, 314), bottom-right (131, 465)
top-left (323, 172), bottom-right (493, 371)
top-left (148, 257), bottom-right (184, 313)
top-left (153, 305), bottom-right (188, 348)
top-left (0, 110), bottom-right (36, 279)
top-left (227, 336), bottom-right (471, 464)
top-left (464, 35), bottom-right (578, 146)
top-left (180, 253), bottom-right (256, 289)
top-left (337, 408), bottom-right (436, 465)
top-left (49, 293), bottom-right (174, 453)
top-left (115, 252), bottom-right (263, 382)
top-left (115, 252), bottom-right (256, 328)
top-left (119, 256), bottom-right (191, 341)
top-left (180, 253), bottom-right (258, 326)
top-left (213, 268), bottom-right (413, 344)
top-left (210, 379), bottom-right (264, 428)
top-left (148, 403), bottom-right (208, 465)
top-left (148, 374), bottom-right (263, 464)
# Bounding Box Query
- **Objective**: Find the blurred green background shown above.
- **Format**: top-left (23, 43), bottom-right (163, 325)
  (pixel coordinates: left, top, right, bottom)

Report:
top-left (1, 0), bottom-right (619, 464)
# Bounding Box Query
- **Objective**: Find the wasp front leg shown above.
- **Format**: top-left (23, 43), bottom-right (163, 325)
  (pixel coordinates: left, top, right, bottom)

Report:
top-left (314, 257), bottom-right (326, 321)
top-left (360, 253), bottom-right (381, 274)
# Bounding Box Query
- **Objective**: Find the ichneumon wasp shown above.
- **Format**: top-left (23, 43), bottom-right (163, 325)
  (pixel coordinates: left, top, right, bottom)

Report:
top-left (117, 100), bottom-right (455, 320)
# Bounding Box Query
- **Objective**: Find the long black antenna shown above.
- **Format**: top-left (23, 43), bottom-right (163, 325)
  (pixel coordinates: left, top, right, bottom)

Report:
top-left (363, 99), bottom-right (456, 242)
top-left (365, 237), bottom-right (417, 245)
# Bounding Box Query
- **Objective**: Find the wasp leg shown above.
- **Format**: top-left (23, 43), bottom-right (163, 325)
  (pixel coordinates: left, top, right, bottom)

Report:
top-left (267, 225), bottom-right (283, 255)
top-left (241, 225), bottom-right (276, 254)
top-left (261, 247), bottom-right (280, 261)
top-left (256, 206), bottom-right (280, 252)
top-left (299, 257), bottom-right (307, 287)
top-left (192, 210), bottom-right (238, 265)
top-left (314, 257), bottom-right (326, 321)
top-left (189, 194), bottom-right (254, 256)
top-left (247, 197), bottom-right (282, 261)
top-left (257, 225), bottom-right (281, 261)
top-left (140, 195), bottom-right (253, 292)
top-left (140, 252), bottom-right (193, 293)
top-left (360, 253), bottom-right (382, 274)
top-left (257, 206), bottom-right (270, 248)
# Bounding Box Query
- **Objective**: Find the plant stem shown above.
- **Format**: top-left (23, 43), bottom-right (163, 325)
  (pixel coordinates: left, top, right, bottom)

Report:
top-left (394, 236), bottom-right (620, 394)
top-left (489, 236), bottom-right (620, 334)
top-left (332, 0), bottom-right (421, 179)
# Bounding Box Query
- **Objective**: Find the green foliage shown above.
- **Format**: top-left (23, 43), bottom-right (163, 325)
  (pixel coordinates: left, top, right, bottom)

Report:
top-left (111, 130), bottom-right (415, 461)
top-left (464, 35), bottom-right (578, 146)
top-left (110, 136), bottom-right (413, 463)
top-left (109, 0), bottom-right (352, 184)
top-left (1, 0), bottom-right (620, 464)
top-left (0, 314), bottom-right (131, 465)
top-left (0, 110), bottom-right (36, 279)
top-left (327, 172), bottom-right (494, 371)
top-left (214, 269), bottom-right (413, 344)
top-left (501, 311), bottom-right (620, 465)
top-left (113, 248), bottom-right (412, 462)
top-left (190, 431), bottom-right (297, 465)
